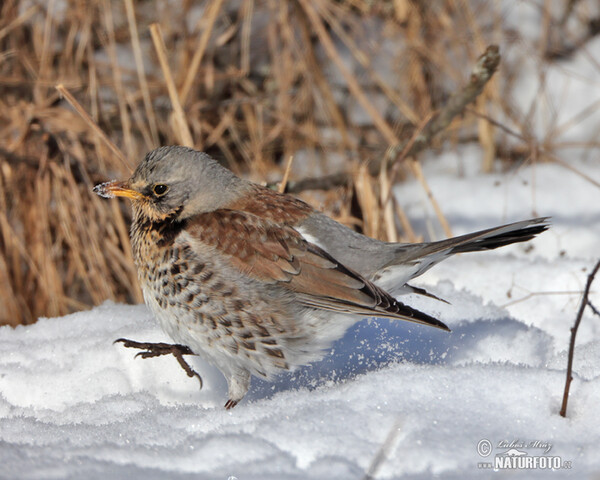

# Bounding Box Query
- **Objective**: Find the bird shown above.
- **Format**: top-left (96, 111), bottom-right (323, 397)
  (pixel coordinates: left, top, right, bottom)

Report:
top-left (93, 145), bottom-right (549, 408)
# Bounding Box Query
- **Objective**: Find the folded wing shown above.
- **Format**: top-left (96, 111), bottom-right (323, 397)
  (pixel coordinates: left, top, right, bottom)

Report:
top-left (187, 210), bottom-right (449, 331)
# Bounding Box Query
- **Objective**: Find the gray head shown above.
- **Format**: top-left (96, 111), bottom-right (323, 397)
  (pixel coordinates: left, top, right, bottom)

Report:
top-left (94, 146), bottom-right (248, 221)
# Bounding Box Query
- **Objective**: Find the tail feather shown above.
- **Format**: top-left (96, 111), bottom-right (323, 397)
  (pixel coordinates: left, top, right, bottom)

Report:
top-left (377, 218), bottom-right (550, 288)
top-left (395, 217), bottom-right (550, 263)
top-left (448, 220), bottom-right (550, 253)
top-left (372, 217), bottom-right (550, 325)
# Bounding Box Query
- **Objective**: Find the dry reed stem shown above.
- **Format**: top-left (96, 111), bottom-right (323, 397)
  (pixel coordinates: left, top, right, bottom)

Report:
top-left (35, 0), bottom-right (55, 103)
top-left (267, 2), bottom-right (290, 159)
top-left (319, 1), bottom-right (419, 124)
top-left (410, 159), bottom-right (453, 238)
top-left (279, 155), bottom-right (295, 193)
top-left (179, 0), bottom-right (226, 104)
top-left (103, 0), bottom-right (135, 160)
top-left (379, 164), bottom-right (398, 242)
top-left (55, 84), bottom-right (133, 170)
top-left (0, 4), bottom-right (38, 43)
top-left (354, 164), bottom-right (379, 239)
top-left (395, 201), bottom-right (420, 243)
top-left (149, 23), bottom-right (194, 148)
top-left (240, 0), bottom-right (254, 75)
top-left (298, 0), bottom-right (398, 145)
top-left (124, 0), bottom-right (159, 147)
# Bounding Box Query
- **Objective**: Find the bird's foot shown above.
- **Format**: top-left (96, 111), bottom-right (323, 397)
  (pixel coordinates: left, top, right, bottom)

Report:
top-left (114, 338), bottom-right (203, 389)
top-left (224, 399), bottom-right (238, 410)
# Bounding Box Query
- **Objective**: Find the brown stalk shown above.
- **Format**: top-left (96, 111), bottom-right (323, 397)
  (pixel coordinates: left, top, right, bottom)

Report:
top-left (179, 0), bottom-right (226, 104)
top-left (0, 4), bottom-right (38, 43)
top-left (124, 0), bottom-right (159, 147)
top-left (103, 0), bottom-right (135, 160)
top-left (278, 155), bottom-right (295, 194)
top-left (296, 5), bottom-right (353, 151)
top-left (239, 0), bottom-right (253, 76)
top-left (297, 0), bottom-right (398, 145)
top-left (149, 23), bottom-right (194, 147)
top-left (318, 1), bottom-right (419, 124)
top-left (35, 0), bottom-right (55, 103)
top-left (354, 164), bottom-right (379, 239)
top-left (55, 84), bottom-right (133, 170)
top-left (395, 201), bottom-right (420, 243)
top-left (410, 159), bottom-right (453, 238)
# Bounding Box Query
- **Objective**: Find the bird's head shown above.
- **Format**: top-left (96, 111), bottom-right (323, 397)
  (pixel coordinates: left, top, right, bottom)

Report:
top-left (93, 146), bottom-right (248, 222)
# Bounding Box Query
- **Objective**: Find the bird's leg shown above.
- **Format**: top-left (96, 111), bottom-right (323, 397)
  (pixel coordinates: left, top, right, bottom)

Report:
top-left (224, 368), bottom-right (251, 409)
top-left (114, 338), bottom-right (203, 389)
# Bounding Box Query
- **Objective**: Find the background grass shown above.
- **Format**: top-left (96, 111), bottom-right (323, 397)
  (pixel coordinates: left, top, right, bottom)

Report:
top-left (1, 0), bottom-right (598, 325)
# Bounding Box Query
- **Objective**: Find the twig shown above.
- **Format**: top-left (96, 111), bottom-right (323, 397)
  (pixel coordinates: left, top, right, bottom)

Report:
top-left (559, 258), bottom-right (600, 418)
top-left (386, 45), bottom-right (501, 167)
top-left (468, 107), bottom-right (600, 189)
top-left (272, 45), bottom-right (501, 193)
top-left (363, 417), bottom-right (403, 480)
top-left (149, 23), bottom-right (194, 148)
top-left (587, 300), bottom-right (600, 318)
top-left (500, 289), bottom-right (590, 308)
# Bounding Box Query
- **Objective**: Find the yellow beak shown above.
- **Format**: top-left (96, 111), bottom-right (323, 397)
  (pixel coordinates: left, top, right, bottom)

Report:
top-left (93, 180), bottom-right (144, 200)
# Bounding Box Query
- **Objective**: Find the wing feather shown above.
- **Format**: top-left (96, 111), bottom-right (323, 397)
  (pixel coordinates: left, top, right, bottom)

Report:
top-left (186, 210), bottom-right (449, 331)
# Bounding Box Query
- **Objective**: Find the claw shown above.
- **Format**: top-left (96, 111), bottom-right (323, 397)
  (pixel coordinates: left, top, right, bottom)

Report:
top-left (114, 338), bottom-right (203, 389)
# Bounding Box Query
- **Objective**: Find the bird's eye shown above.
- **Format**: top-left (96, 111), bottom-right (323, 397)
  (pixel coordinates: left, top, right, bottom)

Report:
top-left (153, 184), bottom-right (169, 196)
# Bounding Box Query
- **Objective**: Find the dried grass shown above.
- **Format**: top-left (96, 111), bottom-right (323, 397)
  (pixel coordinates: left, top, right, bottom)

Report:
top-left (0, 0), bottom-right (598, 325)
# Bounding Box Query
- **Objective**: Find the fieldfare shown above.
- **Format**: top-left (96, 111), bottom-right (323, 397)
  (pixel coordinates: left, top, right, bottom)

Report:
top-left (94, 146), bottom-right (549, 408)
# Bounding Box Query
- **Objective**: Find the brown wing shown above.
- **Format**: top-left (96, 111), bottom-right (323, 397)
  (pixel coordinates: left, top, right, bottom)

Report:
top-left (187, 210), bottom-right (449, 331)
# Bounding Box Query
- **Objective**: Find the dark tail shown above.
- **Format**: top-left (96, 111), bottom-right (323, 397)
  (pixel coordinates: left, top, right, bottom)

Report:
top-left (448, 217), bottom-right (550, 253)
top-left (388, 217), bottom-right (550, 277)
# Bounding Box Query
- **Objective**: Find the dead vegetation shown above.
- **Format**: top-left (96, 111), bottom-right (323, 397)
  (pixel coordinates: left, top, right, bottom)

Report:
top-left (1, 0), bottom-right (599, 325)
